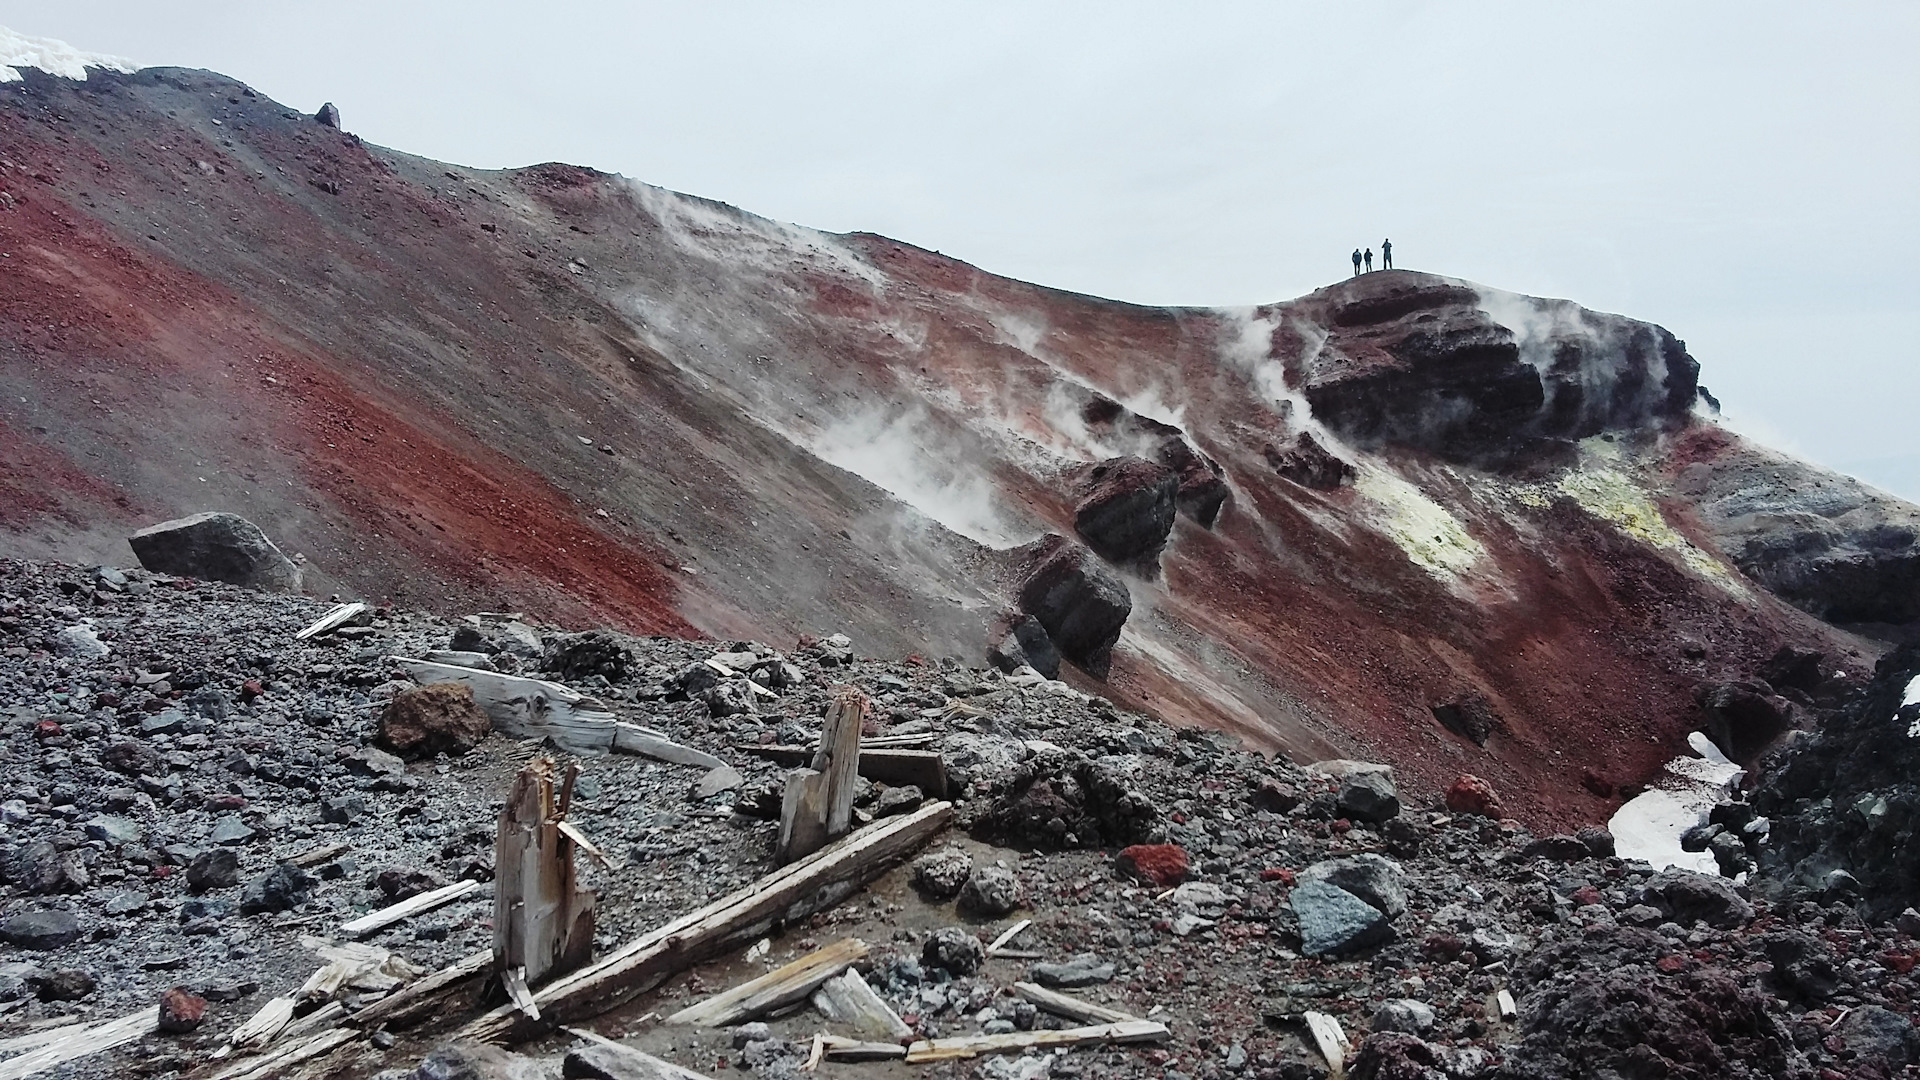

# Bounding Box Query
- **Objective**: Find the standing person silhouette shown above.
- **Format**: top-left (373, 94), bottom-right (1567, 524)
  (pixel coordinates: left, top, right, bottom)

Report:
top-left (1364, 248), bottom-right (1374, 272)
top-left (1382, 238), bottom-right (1393, 270)
top-left (1351, 249), bottom-right (1362, 277)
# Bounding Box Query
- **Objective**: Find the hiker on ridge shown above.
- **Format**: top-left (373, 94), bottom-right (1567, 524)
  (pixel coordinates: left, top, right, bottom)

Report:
top-left (1352, 249), bottom-right (1362, 277)
top-left (1364, 248), bottom-right (1374, 272)
top-left (1382, 238), bottom-right (1393, 270)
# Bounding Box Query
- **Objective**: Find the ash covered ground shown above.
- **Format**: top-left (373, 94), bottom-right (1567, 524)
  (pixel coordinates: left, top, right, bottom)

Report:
top-left (4, 557), bottom-right (1920, 1079)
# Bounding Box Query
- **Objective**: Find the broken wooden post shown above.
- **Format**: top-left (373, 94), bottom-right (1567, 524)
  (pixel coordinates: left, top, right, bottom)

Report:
top-left (775, 688), bottom-right (865, 865)
top-left (494, 758), bottom-right (596, 1013)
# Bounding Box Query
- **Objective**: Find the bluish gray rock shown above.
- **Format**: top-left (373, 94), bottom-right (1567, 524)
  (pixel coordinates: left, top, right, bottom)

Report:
top-left (1291, 878), bottom-right (1393, 956)
top-left (1298, 854), bottom-right (1407, 918)
top-left (0, 910), bottom-right (81, 950)
top-left (127, 512), bottom-right (302, 593)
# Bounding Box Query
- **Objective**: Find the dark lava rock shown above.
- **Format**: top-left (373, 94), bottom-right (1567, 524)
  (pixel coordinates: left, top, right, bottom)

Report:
top-left (1522, 835), bottom-right (1593, 862)
top-left (5, 841), bottom-right (88, 894)
top-left (956, 864), bottom-right (1022, 917)
top-left (126, 511), bottom-right (302, 592)
top-left (156, 986), bottom-right (207, 1033)
top-left (1640, 869), bottom-right (1753, 929)
top-left (374, 865), bottom-right (448, 901)
top-left (1752, 642), bottom-right (1920, 915)
top-left (185, 848), bottom-right (242, 893)
top-left (0, 910), bottom-right (81, 950)
top-left (1430, 694), bottom-right (1501, 747)
top-left (544, 630), bottom-right (632, 683)
top-left (100, 739), bottom-right (166, 777)
top-left (1350, 1032), bottom-right (1446, 1080)
top-left (1499, 925), bottom-right (1803, 1080)
top-left (922, 926), bottom-right (984, 976)
top-left (987, 614), bottom-right (1061, 680)
top-left (1760, 931), bottom-right (1841, 1004)
top-left (1336, 771), bottom-right (1400, 823)
top-left (1072, 456), bottom-right (1179, 565)
top-left (1012, 535), bottom-right (1131, 677)
top-left (1029, 954), bottom-right (1114, 988)
top-left (968, 753), bottom-right (1160, 850)
top-left (36, 968), bottom-right (95, 1001)
top-left (911, 847), bottom-right (972, 900)
top-left (1830, 1006), bottom-right (1919, 1078)
top-left (314, 102), bottom-right (340, 128)
top-left (1287, 272), bottom-right (1698, 464)
top-left (1694, 681), bottom-right (1793, 764)
top-left (238, 863), bottom-right (312, 914)
top-left (1264, 431), bottom-right (1355, 490)
top-left (1575, 825), bottom-right (1617, 858)
top-left (378, 682), bottom-right (492, 758)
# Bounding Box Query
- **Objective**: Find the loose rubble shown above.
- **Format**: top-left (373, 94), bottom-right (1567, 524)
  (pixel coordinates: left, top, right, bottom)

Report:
top-left (0, 556), bottom-right (1918, 1079)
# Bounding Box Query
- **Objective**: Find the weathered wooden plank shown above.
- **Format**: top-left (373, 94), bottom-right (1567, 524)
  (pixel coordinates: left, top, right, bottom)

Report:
top-left (773, 767), bottom-right (829, 866)
top-left (811, 968), bottom-right (911, 1041)
top-left (903, 1019), bottom-right (1169, 1063)
top-left (613, 723), bottom-right (727, 770)
top-left (1304, 1010), bottom-right (1351, 1078)
top-left (1011, 982), bottom-right (1141, 1026)
top-left (819, 1035), bottom-right (908, 1062)
top-left (349, 947), bottom-right (492, 1029)
top-left (734, 746), bottom-right (948, 798)
top-left (814, 691), bottom-right (864, 839)
top-left (295, 601), bottom-right (371, 641)
top-left (225, 995), bottom-right (297, 1051)
top-left (0, 1009), bottom-right (156, 1080)
top-left (562, 1034), bottom-right (716, 1079)
top-left (666, 938), bottom-right (867, 1027)
top-left (494, 759), bottom-right (595, 991)
top-left (457, 799), bottom-right (953, 1045)
top-left (340, 878), bottom-right (484, 939)
top-left (394, 658), bottom-right (621, 754)
top-left (204, 1027), bottom-right (358, 1080)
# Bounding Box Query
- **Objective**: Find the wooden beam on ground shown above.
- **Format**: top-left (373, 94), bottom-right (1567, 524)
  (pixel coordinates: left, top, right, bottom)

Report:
top-left (285, 841), bottom-right (349, 869)
top-left (666, 938), bottom-right (867, 1027)
top-left (819, 1036), bottom-right (908, 1062)
top-left (1011, 982), bottom-right (1142, 1026)
top-left (902, 1019), bottom-right (1170, 1063)
top-left (774, 689), bottom-right (866, 865)
top-left (393, 658), bottom-right (622, 754)
top-left (296, 601), bottom-right (371, 641)
top-left (224, 996), bottom-right (297, 1052)
top-left (340, 878), bottom-right (484, 939)
top-left (350, 947), bottom-right (492, 1029)
top-left (204, 1028), bottom-right (359, 1080)
top-left (735, 745), bottom-right (948, 799)
top-left (494, 759), bottom-right (595, 993)
top-left (0, 1009), bottom-right (157, 1080)
top-left (456, 799), bottom-right (953, 1045)
top-left (811, 968), bottom-right (912, 1041)
top-left (561, 1033), bottom-right (716, 1079)
top-left (612, 723), bottom-right (726, 770)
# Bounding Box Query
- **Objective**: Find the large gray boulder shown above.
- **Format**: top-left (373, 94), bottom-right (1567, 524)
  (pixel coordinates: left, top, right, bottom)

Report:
top-left (1292, 878), bottom-right (1393, 956)
top-left (127, 512), bottom-right (302, 592)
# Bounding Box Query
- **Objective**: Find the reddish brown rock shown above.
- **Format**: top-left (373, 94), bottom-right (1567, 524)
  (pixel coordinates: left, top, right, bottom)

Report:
top-left (157, 987), bottom-right (207, 1033)
top-left (1072, 456), bottom-right (1179, 565)
top-left (1445, 774), bottom-right (1503, 818)
top-left (1115, 843), bottom-right (1189, 887)
top-left (377, 682), bottom-right (492, 758)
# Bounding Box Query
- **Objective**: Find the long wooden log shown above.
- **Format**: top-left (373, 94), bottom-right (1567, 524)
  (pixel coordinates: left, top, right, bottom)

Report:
top-left (903, 1019), bottom-right (1170, 1063)
top-left (341, 878), bottom-right (484, 939)
top-left (665, 938), bottom-right (867, 1027)
top-left (735, 745), bottom-right (948, 798)
top-left (1011, 982), bottom-right (1141, 1025)
top-left (457, 799), bottom-right (952, 1044)
top-left (0, 1009), bottom-right (156, 1080)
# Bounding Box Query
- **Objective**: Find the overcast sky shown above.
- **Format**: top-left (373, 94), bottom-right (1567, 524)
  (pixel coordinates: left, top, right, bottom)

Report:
top-left (8, 3), bottom-right (1917, 497)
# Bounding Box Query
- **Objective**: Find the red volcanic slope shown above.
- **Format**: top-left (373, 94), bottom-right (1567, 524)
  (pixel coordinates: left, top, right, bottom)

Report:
top-left (4, 65), bottom-right (1915, 829)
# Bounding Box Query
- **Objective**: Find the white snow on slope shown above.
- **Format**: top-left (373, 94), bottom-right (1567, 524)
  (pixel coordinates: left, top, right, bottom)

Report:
top-left (1609, 731), bottom-right (1743, 873)
top-left (0, 26), bottom-right (136, 83)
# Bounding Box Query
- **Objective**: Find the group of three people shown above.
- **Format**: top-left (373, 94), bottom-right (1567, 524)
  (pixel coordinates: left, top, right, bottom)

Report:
top-left (1351, 239), bottom-right (1392, 275)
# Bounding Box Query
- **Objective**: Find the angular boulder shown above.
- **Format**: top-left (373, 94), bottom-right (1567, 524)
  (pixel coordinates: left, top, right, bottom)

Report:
top-left (378, 683), bottom-right (492, 758)
top-left (1298, 854), bottom-right (1408, 918)
top-left (1640, 869), bottom-right (1753, 929)
top-left (1012, 535), bottom-right (1131, 677)
top-left (987, 614), bottom-right (1061, 680)
top-left (127, 512), bottom-right (302, 593)
top-left (1263, 431), bottom-right (1355, 490)
top-left (1291, 878), bottom-right (1393, 956)
top-left (1072, 456), bottom-right (1179, 565)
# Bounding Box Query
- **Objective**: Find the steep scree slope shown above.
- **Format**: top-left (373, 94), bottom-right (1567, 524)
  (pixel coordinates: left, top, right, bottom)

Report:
top-left (4, 64), bottom-right (1918, 827)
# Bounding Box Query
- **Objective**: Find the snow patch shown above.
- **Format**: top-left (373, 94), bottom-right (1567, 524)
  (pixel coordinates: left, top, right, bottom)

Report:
top-left (0, 26), bottom-right (136, 83)
top-left (1608, 733), bottom-right (1744, 874)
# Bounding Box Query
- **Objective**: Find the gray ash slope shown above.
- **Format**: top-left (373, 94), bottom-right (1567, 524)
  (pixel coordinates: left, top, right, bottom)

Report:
top-left (3, 556), bottom-right (1920, 1079)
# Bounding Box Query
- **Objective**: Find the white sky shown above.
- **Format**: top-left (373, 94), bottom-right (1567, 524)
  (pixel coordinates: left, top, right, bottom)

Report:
top-left (7, 3), bottom-right (1917, 496)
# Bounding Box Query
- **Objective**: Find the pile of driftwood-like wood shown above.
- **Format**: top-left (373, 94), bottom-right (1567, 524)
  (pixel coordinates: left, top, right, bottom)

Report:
top-left (103, 684), bottom-right (1166, 1080)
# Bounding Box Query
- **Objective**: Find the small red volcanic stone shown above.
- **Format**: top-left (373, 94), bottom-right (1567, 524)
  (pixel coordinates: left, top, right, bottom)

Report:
top-left (157, 987), bottom-right (207, 1033)
top-left (1571, 885), bottom-right (1603, 907)
top-left (1884, 952), bottom-right (1918, 974)
top-left (239, 678), bottom-right (264, 701)
top-left (1259, 868), bottom-right (1295, 884)
top-left (1445, 774), bottom-right (1503, 818)
top-left (1655, 955), bottom-right (1689, 974)
top-left (1116, 844), bottom-right (1190, 887)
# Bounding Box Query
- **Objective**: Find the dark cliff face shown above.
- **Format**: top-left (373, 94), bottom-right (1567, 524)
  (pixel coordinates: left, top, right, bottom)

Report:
top-left (1, 63), bottom-right (1915, 828)
top-left (1280, 272), bottom-right (1700, 465)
